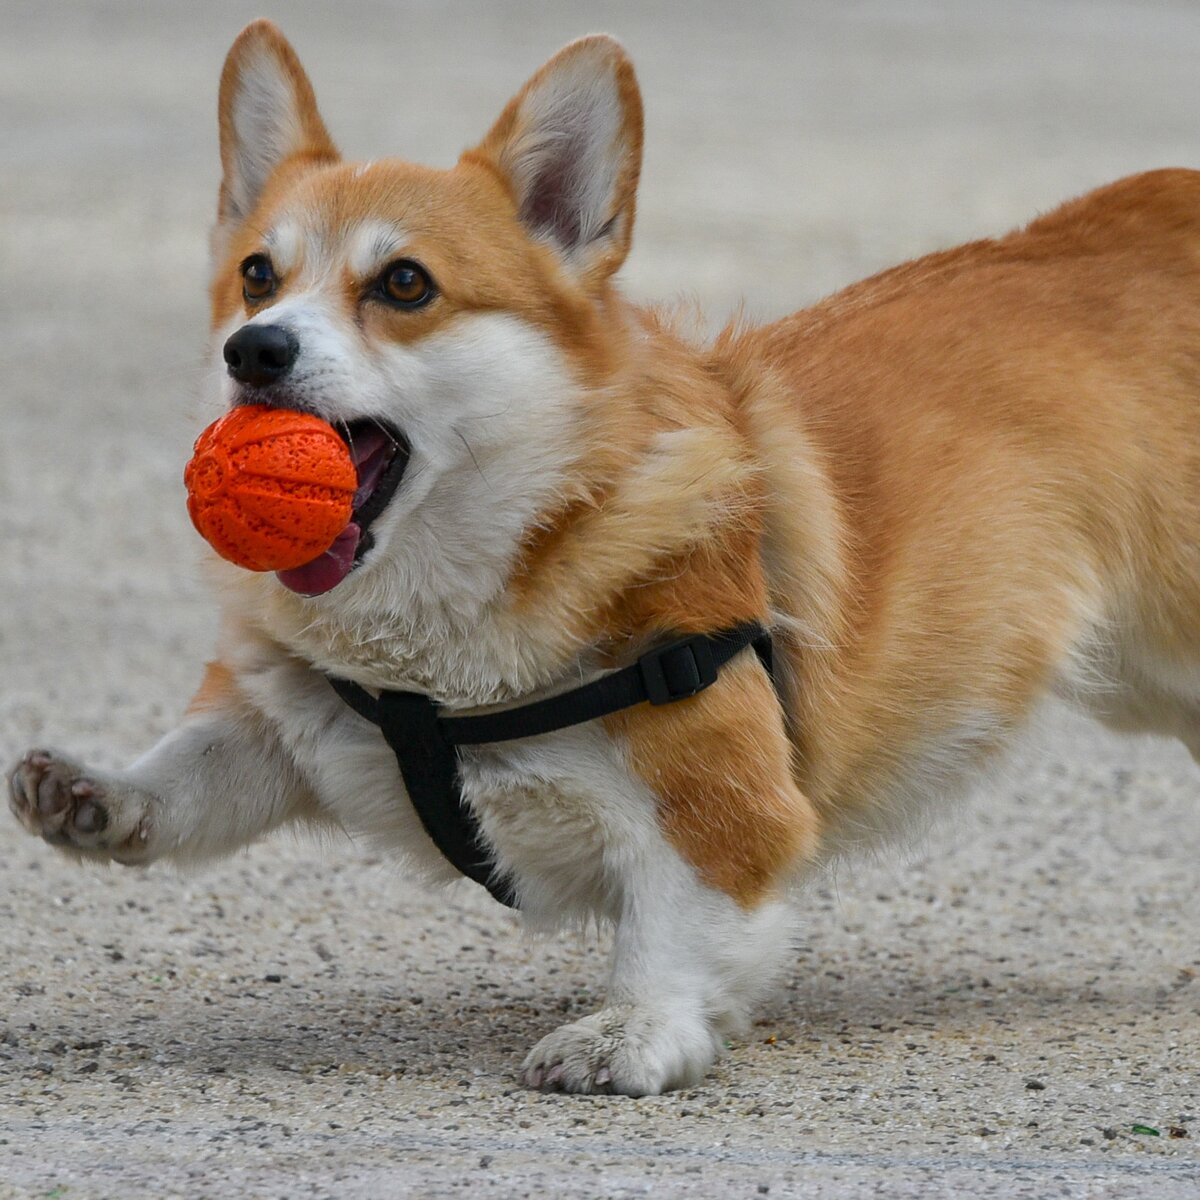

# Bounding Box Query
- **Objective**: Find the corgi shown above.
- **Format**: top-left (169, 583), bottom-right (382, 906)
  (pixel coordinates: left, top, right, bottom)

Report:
top-left (10, 19), bottom-right (1200, 1096)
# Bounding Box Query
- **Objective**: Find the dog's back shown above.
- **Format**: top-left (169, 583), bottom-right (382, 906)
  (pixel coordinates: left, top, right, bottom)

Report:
top-left (731, 168), bottom-right (1200, 847)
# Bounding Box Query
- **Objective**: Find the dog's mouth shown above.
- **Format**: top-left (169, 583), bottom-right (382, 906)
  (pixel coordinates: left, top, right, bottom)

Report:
top-left (275, 418), bottom-right (409, 597)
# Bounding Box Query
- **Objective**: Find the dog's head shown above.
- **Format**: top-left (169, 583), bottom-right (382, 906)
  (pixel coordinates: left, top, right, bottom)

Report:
top-left (208, 22), bottom-right (643, 605)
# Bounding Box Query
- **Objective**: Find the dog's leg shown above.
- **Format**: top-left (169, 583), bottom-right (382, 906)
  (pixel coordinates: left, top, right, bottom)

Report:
top-left (521, 853), bottom-right (794, 1096)
top-left (7, 661), bottom-right (316, 865)
top-left (481, 719), bottom-right (796, 1097)
top-left (9, 646), bottom-right (478, 881)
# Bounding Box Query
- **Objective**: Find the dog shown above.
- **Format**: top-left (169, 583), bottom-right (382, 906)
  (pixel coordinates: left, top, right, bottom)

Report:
top-left (10, 19), bottom-right (1200, 1096)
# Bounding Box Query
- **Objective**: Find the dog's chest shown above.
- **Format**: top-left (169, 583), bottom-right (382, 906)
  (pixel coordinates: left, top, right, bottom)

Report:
top-left (257, 586), bottom-right (566, 707)
top-left (456, 722), bottom-right (660, 920)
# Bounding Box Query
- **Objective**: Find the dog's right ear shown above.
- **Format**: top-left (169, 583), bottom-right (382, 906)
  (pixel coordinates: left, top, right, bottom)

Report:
top-left (215, 21), bottom-right (338, 241)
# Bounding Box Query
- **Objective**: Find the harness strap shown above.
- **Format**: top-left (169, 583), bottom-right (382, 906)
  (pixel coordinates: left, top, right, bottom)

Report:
top-left (327, 622), bottom-right (774, 909)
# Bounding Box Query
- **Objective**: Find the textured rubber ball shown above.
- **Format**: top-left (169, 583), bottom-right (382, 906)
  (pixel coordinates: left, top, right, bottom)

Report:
top-left (184, 405), bottom-right (357, 571)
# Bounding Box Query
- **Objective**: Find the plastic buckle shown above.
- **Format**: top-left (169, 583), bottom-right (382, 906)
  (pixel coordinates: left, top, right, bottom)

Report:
top-left (639, 636), bottom-right (718, 705)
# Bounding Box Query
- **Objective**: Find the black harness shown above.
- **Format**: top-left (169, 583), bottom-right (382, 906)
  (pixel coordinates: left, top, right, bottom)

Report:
top-left (326, 622), bottom-right (773, 909)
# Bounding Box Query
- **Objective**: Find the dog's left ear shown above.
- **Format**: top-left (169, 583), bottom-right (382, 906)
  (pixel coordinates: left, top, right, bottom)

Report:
top-left (464, 36), bottom-right (644, 284)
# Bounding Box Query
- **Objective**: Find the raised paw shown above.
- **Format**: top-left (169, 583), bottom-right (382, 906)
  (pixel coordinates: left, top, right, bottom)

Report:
top-left (521, 1004), bottom-right (719, 1097)
top-left (8, 749), bottom-right (150, 862)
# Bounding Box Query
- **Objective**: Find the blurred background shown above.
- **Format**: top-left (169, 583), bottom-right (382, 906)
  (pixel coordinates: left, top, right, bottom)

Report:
top-left (2, 3), bottom-right (1199, 1196)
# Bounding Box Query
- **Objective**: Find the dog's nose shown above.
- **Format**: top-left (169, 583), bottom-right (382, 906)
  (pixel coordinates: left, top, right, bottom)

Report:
top-left (223, 324), bottom-right (298, 388)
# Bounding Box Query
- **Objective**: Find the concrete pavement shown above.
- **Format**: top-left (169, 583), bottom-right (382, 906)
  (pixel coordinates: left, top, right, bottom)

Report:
top-left (1, 2), bottom-right (1198, 1195)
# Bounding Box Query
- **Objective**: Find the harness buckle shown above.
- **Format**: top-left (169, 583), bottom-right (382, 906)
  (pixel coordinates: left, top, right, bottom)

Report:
top-left (639, 635), bottom-right (719, 705)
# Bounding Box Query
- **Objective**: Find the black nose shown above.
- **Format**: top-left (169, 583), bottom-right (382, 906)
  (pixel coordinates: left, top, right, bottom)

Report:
top-left (223, 324), bottom-right (298, 388)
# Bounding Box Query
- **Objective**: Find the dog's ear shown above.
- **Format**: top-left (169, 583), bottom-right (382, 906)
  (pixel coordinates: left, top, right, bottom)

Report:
top-left (464, 36), bottom-right (644, 284)
top-left (215, 21), bottom-right (338, 238)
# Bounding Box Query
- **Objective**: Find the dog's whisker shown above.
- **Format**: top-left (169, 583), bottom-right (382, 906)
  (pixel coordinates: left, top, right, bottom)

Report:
top-left (455, 430), bottom-right (492, 491)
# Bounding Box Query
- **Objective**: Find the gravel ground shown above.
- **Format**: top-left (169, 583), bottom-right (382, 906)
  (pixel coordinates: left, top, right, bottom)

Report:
top-left (2, 2), bottom-right (1199, 1197)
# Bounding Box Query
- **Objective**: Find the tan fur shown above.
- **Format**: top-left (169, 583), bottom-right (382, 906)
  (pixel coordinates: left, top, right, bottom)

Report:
top-left (608, 657), bottom-right (817, 907)
top-left (733, 168), bottom-right (1200, 842)
top-left (185, 660), bottom-right (239, 715)
top-left (521, 166), bottom-right (1200, 890)
top-left (207, 29), bottom-right (1200, 902)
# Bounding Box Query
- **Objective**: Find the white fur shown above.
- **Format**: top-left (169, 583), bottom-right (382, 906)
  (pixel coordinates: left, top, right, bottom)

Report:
top-left (345, 219), bottom-right (408, 278)
top-left (1055, 606), bottom-right (1200, 762)
top-left (225, 48), bottom-right (308, 223)
top-left (263, 218), bottom-right (304, 276)
top-left (215, 257), bottom-right (587, 703)
top-left (8, 698), bottom-right (315, 868)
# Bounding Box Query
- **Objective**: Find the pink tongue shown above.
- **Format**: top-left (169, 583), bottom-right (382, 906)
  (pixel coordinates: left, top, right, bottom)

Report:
top-left (276, 523), bottom-right (362, 596)
top-left (349, 425), bottom-right (394, 506)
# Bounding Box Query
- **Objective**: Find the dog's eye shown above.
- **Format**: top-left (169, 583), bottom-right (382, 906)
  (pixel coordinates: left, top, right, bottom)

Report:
top-left (381, 260), bottom-right (435, 308)
top-left (241, 255), bottom-right (276, 302)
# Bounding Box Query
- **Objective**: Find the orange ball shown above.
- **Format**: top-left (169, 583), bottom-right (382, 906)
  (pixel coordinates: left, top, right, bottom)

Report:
top-left (184, 406), bottom-right (357, 571)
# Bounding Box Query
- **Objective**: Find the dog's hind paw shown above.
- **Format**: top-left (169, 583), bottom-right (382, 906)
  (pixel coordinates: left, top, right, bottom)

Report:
top-left (7, 749), bottom-right (151, 863)
top-left (521, 1004), bottom-right (719, 1096)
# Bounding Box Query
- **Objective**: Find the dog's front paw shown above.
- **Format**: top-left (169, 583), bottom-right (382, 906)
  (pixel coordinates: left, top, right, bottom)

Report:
top-left (8, 749), bottom-right (151, 863)
top-left (521, 1005), bottom-right (719, 1096)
